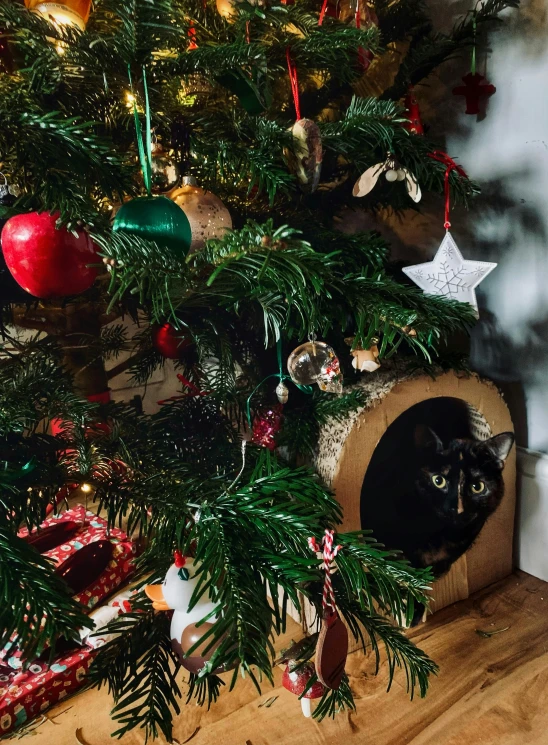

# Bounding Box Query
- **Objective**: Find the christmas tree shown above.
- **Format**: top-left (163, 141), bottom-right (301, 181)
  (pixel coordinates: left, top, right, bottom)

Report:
top-left (0, 0), bottom-right (517, 739)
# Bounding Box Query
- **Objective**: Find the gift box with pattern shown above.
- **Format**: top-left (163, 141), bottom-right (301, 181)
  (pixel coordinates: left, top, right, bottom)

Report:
top-left (0, 648), bottom-right (94, 735)
top-left (2, 506), bottom-right (135, 670)
top-left (18, 504), bottom-right (135, 609)
top-left (0, 584), bottom-right (137, 735)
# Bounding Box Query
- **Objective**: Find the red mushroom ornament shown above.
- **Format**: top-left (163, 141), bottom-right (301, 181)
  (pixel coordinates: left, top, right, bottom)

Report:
top-left (282, 661), bottom-right (325, 717)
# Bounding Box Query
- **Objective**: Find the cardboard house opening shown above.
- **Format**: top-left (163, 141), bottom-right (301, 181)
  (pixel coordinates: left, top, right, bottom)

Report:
top-left (361, 396), bottom-right (492, 543)
top-left (313, 367), bottom-right (516, 644)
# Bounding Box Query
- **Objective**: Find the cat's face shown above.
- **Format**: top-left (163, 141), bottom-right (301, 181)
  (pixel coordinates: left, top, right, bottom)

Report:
top-left (414, 430), bottom-right (515, 521)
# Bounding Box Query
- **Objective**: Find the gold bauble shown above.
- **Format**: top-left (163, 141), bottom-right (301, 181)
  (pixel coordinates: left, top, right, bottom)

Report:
top-left (168, 177), bottom-right (232, 253)
top-left (216, 0), bottom-right (235, 18)
top-left (24, 0), bottom-right (90, 29)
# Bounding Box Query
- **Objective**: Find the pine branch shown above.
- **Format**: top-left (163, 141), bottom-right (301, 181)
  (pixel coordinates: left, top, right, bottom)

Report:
top-left (89, 598), bottom-right (183, 743)
top-left (348, 610), bottom-right (439, 696)
top-left (0, 527), bottom-right (92, 661)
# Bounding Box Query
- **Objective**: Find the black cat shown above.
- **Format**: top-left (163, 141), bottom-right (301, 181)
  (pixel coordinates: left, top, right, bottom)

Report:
top-left (362, 428), bottom-right (515, 580)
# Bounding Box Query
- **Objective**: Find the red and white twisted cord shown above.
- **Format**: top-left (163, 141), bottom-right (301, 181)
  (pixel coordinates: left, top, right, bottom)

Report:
top-left (308, 529), bottom-right (342, 613)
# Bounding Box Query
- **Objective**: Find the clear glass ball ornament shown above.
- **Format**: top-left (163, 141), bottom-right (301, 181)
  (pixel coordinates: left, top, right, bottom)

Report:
top-left (135, 142), bottom-right (178, 194)
top-left (168, 177), bottom-right (232, 253)
top-left (287, 341), bottom-right (343, 394)
top-left (150, 150), bottom-right (179, 193)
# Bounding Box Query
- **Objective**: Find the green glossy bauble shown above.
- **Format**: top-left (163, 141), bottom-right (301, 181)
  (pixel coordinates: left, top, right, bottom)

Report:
top-left (113, 195), bottom-right (192, 259)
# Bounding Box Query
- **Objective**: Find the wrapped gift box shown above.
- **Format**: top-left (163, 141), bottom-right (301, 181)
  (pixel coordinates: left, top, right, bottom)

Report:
top-left (18, 504), bottom-right (135, 610)
top-left (0, 586), bottom-right (137, 736)
top-left (2, 506), bottom-right (135, 670)
top-left (0, 647), bottom-right (94, 735)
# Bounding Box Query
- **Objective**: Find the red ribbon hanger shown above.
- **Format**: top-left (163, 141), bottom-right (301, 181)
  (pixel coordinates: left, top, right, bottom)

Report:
top-left (308, 530), bottom-right (342, 613)
top-left (286, 48), bottom-right (301, 121)
top-left (427, 150), bottom-right (468, 230)
top-left (318, 0), bottom-right (329, 25)
top-left (157, 374), bottom-right (210, 405)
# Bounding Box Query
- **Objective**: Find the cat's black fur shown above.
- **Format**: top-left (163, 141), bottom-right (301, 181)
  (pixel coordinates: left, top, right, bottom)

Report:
top-left (362, 429), bottom-right (515, 580)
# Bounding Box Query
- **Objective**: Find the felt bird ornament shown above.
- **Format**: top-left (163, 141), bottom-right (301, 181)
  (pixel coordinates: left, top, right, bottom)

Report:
top-left (352, 152), bottom-right (421, 203)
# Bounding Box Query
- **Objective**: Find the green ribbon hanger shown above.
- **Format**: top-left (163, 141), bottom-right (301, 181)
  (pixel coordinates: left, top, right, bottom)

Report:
top-left (245, 338), bottom-right (312, 429)
top-left (471, 11), bottom-right (477, 76)
top-left (128, 66), bottom-right (153, 196)
top-left (114, 68), bottom-right (193, 259)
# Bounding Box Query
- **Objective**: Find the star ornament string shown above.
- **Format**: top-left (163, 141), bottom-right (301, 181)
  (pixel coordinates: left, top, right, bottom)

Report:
top-left (427, 150), bottom-right (468, 231)
top-left (402, 153), bottom-right (497, 317)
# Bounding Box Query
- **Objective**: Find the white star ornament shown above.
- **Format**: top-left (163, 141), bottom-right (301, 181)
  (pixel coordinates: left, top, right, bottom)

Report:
top-left (402, 232), bottom-right (497, 316)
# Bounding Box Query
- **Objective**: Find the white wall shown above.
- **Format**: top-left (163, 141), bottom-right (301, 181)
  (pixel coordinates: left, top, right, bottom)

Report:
top-left (517, 447), bottom-right (548, 581)
top-left (104, 317), bottom-right (180, 414)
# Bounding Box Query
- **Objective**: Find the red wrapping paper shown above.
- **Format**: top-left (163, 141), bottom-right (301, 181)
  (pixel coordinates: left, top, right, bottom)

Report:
top-left (0, 648), bottom-right (95, 735)
top-left (2, 506), bottom-right (135, 670)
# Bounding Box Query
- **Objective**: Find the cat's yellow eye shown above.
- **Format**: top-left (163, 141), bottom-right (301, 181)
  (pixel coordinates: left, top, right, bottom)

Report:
top-left (431, 474), bottom-right (447, 489)
top-left (471, 481), bottom-right (485, 494)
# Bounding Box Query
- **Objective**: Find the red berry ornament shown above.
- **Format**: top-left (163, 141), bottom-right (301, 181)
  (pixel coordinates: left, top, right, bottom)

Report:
top-left (1, 212), bottom-right (99, 298)
top-left (251, 405), bottom-right (283, 451)
top-left (152, 323), bottom-right (192, 359)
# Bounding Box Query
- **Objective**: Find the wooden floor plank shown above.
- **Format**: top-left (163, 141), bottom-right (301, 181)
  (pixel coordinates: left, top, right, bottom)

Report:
top-left (24, 571), bottom-right (548, 745)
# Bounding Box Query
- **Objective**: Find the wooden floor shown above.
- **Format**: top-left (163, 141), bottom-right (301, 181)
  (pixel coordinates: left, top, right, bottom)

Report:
top-left (27, 570), bottom-right (548, 745)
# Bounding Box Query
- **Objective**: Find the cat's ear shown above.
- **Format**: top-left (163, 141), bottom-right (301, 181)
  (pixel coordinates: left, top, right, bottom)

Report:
top-left (483, 432), bottom-right (515, 465)
top-left (414, 425), bottom-right (443, 454)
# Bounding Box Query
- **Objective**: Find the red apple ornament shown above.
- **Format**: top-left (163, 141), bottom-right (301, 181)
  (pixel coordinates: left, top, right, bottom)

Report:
top-left (152, 322), bottom-right (192, 359)
top-left (1, 212), bottom-right (99, 298)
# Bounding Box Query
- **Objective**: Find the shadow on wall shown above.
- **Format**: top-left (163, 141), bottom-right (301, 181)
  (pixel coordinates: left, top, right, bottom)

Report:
top-left (338, 1), bottom-right (547, 448)
top-left (445, 3), bottom-right (548, 451)
top-left (416, 0), bottom-right (548, 451)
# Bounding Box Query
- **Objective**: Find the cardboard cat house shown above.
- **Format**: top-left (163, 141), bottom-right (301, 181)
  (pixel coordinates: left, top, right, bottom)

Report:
top-left (313, 364), bottom-right (516, 647)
